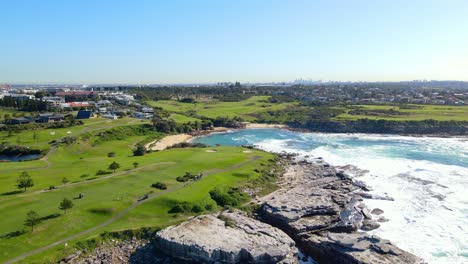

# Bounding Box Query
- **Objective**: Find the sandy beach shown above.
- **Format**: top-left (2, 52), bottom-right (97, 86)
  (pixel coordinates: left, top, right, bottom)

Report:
top-left (245, 123), bottom-right (287, 129)
top-left (146, 124), bottom-right (286, 151)
top-left (146, 134), bottom-right (193, 151)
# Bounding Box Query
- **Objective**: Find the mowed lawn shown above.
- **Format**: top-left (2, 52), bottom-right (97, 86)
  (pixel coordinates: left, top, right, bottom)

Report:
top-left (0, 117), bottom-right (149, 150)
top-left (0, 132), bottom-right (274, 263)
top-left (334, 104), bottom-right (468, 121)
top-left (148, 96), bottom-right (296, 121)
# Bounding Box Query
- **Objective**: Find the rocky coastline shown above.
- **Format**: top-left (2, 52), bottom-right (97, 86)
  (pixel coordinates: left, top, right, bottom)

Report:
top-left (70, 153), bottom-right (424, 264)
top-left (256, 154), bottom-right (423, 263)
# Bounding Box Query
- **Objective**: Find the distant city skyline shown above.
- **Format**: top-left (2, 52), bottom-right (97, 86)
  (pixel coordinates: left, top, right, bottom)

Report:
top-left (1, 0), bottom-right (468, 84)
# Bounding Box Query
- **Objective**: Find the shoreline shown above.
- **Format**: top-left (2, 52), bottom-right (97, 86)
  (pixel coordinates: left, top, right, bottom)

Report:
top-left (145, 124), bottom-right (289, 151)
top-left (145, 134), bottom-right (194, 151)
top-left (256, 155), bottom-right (424, 263)
top-left (148, 124), bottom-right (468, 152)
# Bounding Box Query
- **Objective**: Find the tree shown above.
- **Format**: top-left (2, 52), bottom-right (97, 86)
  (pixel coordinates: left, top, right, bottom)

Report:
top-left (17, 172), bottom-right (34, 192)
top-left (108, 162), bottom-right (120, 173)
top-left (59, 198), bottom-right (74, 214)
top-left (24, 210), bottom-right (40, 232)
top-left (132, 162), bottom-right (139, 169)
top-left (133, 144), bottom-right (146, 156)
top-left (61, 177), bottom-right (69, 185)
top-left (33, 131), bottom-right (39, 141)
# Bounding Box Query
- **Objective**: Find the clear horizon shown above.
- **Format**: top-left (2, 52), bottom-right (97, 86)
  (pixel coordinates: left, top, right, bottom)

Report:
top-left (1, 0), bottom-right (468, 84)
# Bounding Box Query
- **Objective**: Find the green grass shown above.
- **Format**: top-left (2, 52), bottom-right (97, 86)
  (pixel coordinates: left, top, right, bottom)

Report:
top-left (0, 108), bottom-right (24, 120)
top-left (0, 130), bottom-right (274, 263)
top-left (148, 96), bottom-right (296, 121)
top-left (333, 104), bottom-right (468, 121)
top-left (169, 113), bottom-right (202, 123)
top-left (0, 117), bottom-right (149, 149)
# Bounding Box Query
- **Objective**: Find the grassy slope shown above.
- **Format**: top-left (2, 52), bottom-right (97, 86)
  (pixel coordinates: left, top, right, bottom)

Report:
top-left (148, 96), bottom-right (296, 121)
top-left (334, 104), bottom-right (468, 121)
top-left (0, 130), bottom-right (273, 262)
top-left (149, 97), bottom-right (468, 122)
top-left (0, 108), bottom-right (23, 120)
top-left (0, 117), bottom-right (149, 149)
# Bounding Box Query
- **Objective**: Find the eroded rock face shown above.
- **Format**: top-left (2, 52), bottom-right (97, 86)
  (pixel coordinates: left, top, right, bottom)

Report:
top-left (155, 210), bottom-right (298, 263)
top-left (258, 160), bottom-right (424, 264)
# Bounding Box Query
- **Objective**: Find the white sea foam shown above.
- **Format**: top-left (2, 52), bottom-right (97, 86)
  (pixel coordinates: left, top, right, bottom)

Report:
top-left (253, 133), bottom-right (468, 263)
top-left (194, 130), bottom-right (468, 263)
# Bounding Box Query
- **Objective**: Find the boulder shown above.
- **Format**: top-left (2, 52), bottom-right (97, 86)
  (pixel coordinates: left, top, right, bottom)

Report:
top-left (361, 220), bottom-right (381, 231)
top-left (371, 208), bottom-right (385, 215)
top-left (302, 232), bottom-right (423, 264)
top-left (155, 210), bottom-right (298, 263)
top-left (258, 163), bottom-right (424, 264)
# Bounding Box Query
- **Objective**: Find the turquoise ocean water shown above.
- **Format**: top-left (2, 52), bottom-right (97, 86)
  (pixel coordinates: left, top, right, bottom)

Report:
top-left (193, 128), bottom-right (468, 263)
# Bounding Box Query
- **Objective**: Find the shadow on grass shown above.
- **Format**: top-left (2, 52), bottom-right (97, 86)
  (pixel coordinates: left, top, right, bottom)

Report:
top-left (1, 190), bottom-right (23, 196)
top-left (88, 208), bottom-right (115, 215)
top-left (0, 230), bottom-right (27, 239)
top-left (39, 213), bottom-right (61, 221)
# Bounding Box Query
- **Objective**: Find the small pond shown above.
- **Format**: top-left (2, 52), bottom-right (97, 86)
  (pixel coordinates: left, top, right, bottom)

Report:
top-left (0, 154), bottom-right (41, 162)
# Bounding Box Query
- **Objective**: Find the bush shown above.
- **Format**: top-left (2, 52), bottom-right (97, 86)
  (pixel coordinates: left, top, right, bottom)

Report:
top-left (167, 142), bottom-right (207, 149)
top-left (151, 182), bottom-right (167, 190)
top-left (107, 152), bottom-right (116, 157)
top-left (191, 204), bottom-right (203, 213)
top-left (168, 202), bottom-right (193, 214)
top-left (96, 169), bottom-right (111, 176)
top-left (209, 187), bottom-right (248, 207)
top-left (61, 136), bottom-right (77, 145)
top-left (75, 238), bottom-right (99, 253)
top-left (176, 172), bottom-right (201, 182)
top-left (133, 144), bottom-right (146, 156)
top-left (168, 201), bottom-right (205, 214)
top-left (218, 214), bottom-right (236, 228)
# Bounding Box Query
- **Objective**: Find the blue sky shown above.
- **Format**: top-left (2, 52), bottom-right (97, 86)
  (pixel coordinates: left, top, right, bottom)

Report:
top-left (1, 0), bottom-right (467, 84)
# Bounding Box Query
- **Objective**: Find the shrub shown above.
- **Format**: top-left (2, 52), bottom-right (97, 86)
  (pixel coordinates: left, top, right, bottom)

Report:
top-left (191, 204), bottom-right (203, 213)
top-left (151, 182), bottom-right (167, 190)
top-left (176, 172), bottom-right (201, 182)
top-left (107, 152), bottom-right (116, 157)
top-left (168, 202), bottom-right (192, 214)
top-left (209, 187), bottom-right (248, 207)
top-left (168, 201), bottom-right (202, 214)
top-left (61, 136), bottom-right (77, 145)
top-left (96, 169), bottom-right (111, 176)
top-left (133, 144), bottom-right (146, 156)
top-left (218, 214), bottom-right (236, 228)
top-left (167, 142), bottom-right (207, 149)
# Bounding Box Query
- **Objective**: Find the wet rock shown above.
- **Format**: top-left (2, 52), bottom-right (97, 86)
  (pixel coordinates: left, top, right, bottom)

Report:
top-left (361, 220), bottom-right (381, 231)
top-left (258, 163), bottom-right (423, 264)
top-left (302, 232), bottom-right (423, 264)
top-left (371, 208), bottom-right (384, 215)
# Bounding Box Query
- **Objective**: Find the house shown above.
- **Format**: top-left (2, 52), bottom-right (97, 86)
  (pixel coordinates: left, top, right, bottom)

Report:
top-left (6, 94), bottom-right (36, 100)
top-left (141, 107), bottom-right (154, 113)
top-left (102, 114), bottom-right (118, 120)
top-left (43, 96), bottom-right (65, 106)
top-left (37, 113), bottom-right (65, 123)
top-left (76, 110), bottom-right (95, 119)
top-left (133, 112), bottom-right (153, 119)
top-left (9, 117), bottom-right (33, 125)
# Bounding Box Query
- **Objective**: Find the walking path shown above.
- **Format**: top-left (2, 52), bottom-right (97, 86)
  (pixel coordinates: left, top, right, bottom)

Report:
top-left (4, 155), bottom-right (261, 263)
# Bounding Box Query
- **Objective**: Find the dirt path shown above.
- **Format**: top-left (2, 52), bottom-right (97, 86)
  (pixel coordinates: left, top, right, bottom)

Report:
top-left (4, 155), bottom-right (261, 263)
